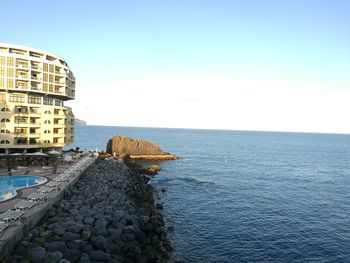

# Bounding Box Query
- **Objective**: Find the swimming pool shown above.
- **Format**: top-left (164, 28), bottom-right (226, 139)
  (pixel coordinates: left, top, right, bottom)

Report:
top-left (0, 176), bottom-right (47, 202)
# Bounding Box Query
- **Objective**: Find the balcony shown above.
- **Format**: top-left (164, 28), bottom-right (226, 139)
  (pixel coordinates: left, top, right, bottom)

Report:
top-left (31, 65), bottom-right (42, 70)
top-left (29, 122), bottom-right (41, 126)
top-left (31, 76), bottom-right (42, 81)
top-left (29, 133), bottom-right (40, 137)
top-left (14, 132), bottom-right (27, 137)
top-left (29, 111), bottom-right (40, 116)
top-left (53, 123), bottom-right (65, 127)
top-left (15, 85), bottom-right (28, 89)
top-left (16, 64), bottom-right (29, 69)
top-left (16, 74), bottom-right (29, 79)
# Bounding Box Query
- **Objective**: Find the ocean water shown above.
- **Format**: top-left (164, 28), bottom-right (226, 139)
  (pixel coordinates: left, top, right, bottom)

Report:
top-left (70, 126), bottom-right (350, 262)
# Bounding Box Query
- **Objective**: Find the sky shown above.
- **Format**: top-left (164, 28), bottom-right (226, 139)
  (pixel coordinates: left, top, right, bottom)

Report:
top-left (1, 0), bottom-right (350, 133)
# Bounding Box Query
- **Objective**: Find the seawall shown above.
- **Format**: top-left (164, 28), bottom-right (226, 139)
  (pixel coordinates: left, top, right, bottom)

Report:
top-left (0, 156), bottom-right (96, 259)
top-left (5, 158), bottom-right (171, 262)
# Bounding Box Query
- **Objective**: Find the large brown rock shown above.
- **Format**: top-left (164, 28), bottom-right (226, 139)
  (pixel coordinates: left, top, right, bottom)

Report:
top-left (106, 136), bottom-right (178, 160)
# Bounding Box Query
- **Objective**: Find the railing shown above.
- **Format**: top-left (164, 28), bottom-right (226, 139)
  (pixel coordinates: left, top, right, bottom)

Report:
top-left (28, 133), bottom-right (41, 137)
top-left (15, 86), bottom-right (28, 89)
top-left (31, 65), bottom-right (42, 70)
top-left (14, 132), bottom-right (28, 137)
top-left (16, 75), bottom-right (29, 79)
top-left (16, 64), bottom-right (29, 68)
top-left (29, 122), bottom-right (41, 126)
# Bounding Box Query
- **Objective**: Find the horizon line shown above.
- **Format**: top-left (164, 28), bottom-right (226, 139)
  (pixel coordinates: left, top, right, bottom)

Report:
top-left (76, 124), bottom-right (350, 136)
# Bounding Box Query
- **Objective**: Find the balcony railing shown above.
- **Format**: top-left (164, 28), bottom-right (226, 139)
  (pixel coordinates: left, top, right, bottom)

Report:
top-left (16, 75), bottom-right (29, 79)
top-left (31, 65), bottom-right (42, 70)
top-left (16, 64), bottom-right (29, 68)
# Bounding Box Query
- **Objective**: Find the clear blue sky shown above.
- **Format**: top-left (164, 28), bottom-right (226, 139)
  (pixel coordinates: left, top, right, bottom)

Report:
top-left (1, 0), bottom-right (350, 133)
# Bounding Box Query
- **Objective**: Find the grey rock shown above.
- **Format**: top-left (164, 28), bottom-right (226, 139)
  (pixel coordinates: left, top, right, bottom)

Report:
top-left (62, 232), bottom-right (79, 242)
top-left (67, 223), bottom-right (83, 234)
top-left (46, 241), bottom-right (67, 252)
top-left (29, 247), bottom-right (46, 262)
top-left (91, 235), bottom-right (108, 250)
top-left (83, 217), bottom-right (94, 225)
top-left (80, 229), bottom-right (91, 241)
top-left (78, 253), bottom-right (91, 263)
top-left (67, 239), bottom-right (87, 250)
top-left (45, 251), bottom-right (63, 263)
top-left (89, 250), bottom-right (111, 262)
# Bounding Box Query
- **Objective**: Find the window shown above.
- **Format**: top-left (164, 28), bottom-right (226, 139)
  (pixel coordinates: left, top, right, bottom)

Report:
top-left (44, 120), bottom-right (51, 124)
top-left (1, 118), bottom-right (10, 122)
top-left (15, 106), bottom-right (27, 113)
top-left (15, 128), bottom-right (26, 134)
top-left (55, 99), bottom-right (62, 106)
top-left (1, 107), bottom-right (10, 112)
top-left (7, 57), bottom-right (14, 66)
top-left (0, 67), bottom-right (5, 76)
top-left (14, 117), bottom-right (27, 124)
top-left (0, 78), bottom-right (4, 88)
top-left (44, 130), bottom-right (51, 133)
top-left (7, 68), bottom-right (14, 77)
top-left (9, 94), bottom-right (24, 103)
top-left (28, 95), bottom-right (41, 104)
top-left (30, 107), bottom-right (39, 114)
top-left (44, 140), bottom-right (51, 143)
top-left (0, 56), bottom-right (5, 66)
top-left (1, 129), bottom-right (10, 133)
top-left (0, 140), bottom-right (10, 144)
top-left (15, 138), bottom-right (27, 144)
top-left (43, 83), bottom-right (48, 92)
top-left (7, 79), bottom-right (14, 88)
top-left (43, 97), bottom-right (53, 105)
top-left (44, 110), bottom-right (51, 114)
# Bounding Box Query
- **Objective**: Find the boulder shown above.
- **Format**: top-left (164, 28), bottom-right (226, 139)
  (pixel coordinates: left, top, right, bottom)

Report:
top-left (148, 165), bottom-right (161, 173)
top-left (106, 135), bottom-right (179, 160)
top-left (106, 136), bottom-right (164, 155)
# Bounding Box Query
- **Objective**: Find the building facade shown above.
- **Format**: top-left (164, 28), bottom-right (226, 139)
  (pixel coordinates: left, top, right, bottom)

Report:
top-left (0, 43), bottom-right (75, 153)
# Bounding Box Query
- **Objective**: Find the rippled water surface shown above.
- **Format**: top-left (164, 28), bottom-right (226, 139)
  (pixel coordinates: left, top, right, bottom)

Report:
top-left (72, 126), bottom-right (350, 262)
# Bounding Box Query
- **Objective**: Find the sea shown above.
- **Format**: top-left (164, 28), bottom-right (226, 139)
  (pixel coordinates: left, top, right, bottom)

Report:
top-left (69, 125), bottom-right (350, 262)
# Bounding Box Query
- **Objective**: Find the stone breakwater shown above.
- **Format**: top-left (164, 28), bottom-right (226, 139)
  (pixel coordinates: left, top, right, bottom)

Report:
top-left (6, 158), bottom-right (172, 262)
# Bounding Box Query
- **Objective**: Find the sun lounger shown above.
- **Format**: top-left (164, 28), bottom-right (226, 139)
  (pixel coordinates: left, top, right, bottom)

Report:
top-left (53, 174), bottom-right (70, 182)
top-left (17, 166), bottom-right (29, 171)
top-left (46, 181), bottom-right (61, 188)
top-left (27, 192), bottom-right (46, 202)
top-left (14, 200), bottom-right (37, 210)
top-left (0, 210), bottom-right (25, 223)
top-left (42, 166), bottom-right (54, 170)
top-left (33, 169), bottom-right (46, 174)
top-left (11, 169), bottom-right (22, 174)
top-left (37, 186), bottom-right (53, 194)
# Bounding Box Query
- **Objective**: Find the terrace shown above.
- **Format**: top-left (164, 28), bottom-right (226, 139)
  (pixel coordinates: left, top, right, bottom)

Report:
top-left (0, 152), bottom-right (97, 257)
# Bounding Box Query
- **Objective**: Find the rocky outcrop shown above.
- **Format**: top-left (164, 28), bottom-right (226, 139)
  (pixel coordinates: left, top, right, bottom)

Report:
top-left (7, 159), bottom-right (172, 262)
top-left (106, 135), bottom-right (179, 160)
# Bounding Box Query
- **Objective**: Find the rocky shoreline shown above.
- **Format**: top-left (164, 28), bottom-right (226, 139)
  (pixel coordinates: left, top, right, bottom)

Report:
top-left (6, 158), bottom-right (172, 262)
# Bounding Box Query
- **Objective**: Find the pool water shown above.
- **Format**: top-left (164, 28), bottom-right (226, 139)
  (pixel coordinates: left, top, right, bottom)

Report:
top-left (0, 176), bottom-right (47, 202)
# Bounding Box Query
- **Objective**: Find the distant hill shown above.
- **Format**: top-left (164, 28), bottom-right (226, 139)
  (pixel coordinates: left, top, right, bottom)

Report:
top-left (74, 118), bottom-right (87, 126)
